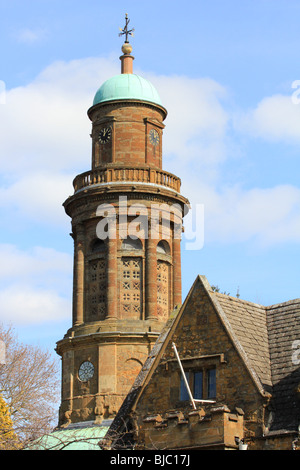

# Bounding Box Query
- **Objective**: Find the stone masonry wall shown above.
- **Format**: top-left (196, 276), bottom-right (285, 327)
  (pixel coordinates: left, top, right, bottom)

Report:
top-left (131, 281), bottom-right (268, 448)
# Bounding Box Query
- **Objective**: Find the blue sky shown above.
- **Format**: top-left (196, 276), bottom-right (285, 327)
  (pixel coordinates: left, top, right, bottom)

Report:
top-left (0, 0), bottom-right (300, 354)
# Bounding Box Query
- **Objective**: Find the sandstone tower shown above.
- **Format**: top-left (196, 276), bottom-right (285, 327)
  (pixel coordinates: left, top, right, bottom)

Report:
top-left (56, 18), bottom-right (189, 427)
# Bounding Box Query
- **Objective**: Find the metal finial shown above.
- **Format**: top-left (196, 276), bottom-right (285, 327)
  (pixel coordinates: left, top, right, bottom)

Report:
top-left (119, 13), bottom-right (134, 43)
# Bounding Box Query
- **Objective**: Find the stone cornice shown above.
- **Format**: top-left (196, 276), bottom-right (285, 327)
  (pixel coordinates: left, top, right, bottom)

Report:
top-left (87, 99), bottom-right (167, 122)
top-left (56, 329), bottom-right (161, 356)
top-left (63, 183), bottom-right (190, 219)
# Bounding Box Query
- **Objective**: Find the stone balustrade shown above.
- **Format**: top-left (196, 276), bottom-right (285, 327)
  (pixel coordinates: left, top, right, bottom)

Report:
top-left (73, 166), bottom-right (181, 193)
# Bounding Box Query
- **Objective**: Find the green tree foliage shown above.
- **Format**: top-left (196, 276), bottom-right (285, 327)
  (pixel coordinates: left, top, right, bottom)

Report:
top-left (0, 393), bottom-right (20, 450)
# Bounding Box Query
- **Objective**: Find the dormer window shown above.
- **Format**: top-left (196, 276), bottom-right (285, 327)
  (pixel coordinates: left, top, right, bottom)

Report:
top-left (180, 367), bottom-right (216, 402)
top-left (207, 368), bottom-right (216, 399)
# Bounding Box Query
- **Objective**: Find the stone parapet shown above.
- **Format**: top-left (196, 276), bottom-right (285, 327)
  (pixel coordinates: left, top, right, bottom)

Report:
top-left (137, 405), bottom-right (244, 450)
top-left (73, 166), bottom-right (181, 194)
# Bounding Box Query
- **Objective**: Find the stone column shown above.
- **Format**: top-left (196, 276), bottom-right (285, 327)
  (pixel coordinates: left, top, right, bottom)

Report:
top-left (146, 237), bottom-right (158, 320)
top-left (173, 235), bottom-right (182, 309)
top-left (73, 224), bottom-right (85, 326)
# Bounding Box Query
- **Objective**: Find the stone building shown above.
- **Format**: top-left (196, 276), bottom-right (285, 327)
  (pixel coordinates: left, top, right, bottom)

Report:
top-left (55, 31), bottom-right (189, 430)
top-left (103, 276), bottom-right (300, 450)
top-left (41, 17), bottom-right (300, 451)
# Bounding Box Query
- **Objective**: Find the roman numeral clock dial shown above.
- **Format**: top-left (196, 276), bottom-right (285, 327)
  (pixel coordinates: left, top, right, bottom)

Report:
top-left (99, 126), bottom-right (112, 144)
top-left (149, 128), bottom-right (159, 146)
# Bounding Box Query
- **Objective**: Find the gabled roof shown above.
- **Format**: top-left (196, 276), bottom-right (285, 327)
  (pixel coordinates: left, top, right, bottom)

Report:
top-left (106, 275), bottom-right (300, 441)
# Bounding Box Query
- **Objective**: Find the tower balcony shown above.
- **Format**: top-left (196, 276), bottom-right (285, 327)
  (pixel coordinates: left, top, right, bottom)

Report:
top-left (73, 166), bottom-right (181, 194)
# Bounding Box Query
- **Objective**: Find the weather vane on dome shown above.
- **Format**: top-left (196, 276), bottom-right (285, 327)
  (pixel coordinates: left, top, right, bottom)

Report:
top-left (119, 13), bottom-right (134, 44)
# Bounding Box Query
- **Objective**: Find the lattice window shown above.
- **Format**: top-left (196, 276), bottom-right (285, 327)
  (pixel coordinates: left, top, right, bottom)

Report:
top-left (157, 261), bottom-right (169, 321)
top-left (120, 257), bottom-right (143, 319)
top-left (88, 259), bottom-right (107, 320)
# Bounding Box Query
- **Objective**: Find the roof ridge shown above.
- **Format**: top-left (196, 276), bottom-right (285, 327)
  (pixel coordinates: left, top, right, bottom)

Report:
top-left (267, 298), bottom-right (300, 310)
top-left (214, 291), bottom-right (266, 308)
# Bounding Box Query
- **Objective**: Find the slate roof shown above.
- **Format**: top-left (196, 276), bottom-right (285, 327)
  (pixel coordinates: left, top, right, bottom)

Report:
top-left (213, 293), bottom-right (272, 391)
top-left (267, 299), bottom-right (300, 432)
top-left (213, 291), bottom-right (300, 432)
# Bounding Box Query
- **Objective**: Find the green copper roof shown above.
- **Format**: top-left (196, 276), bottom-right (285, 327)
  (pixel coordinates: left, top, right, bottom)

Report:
top-left (26, 423), bottom-right (110, 450)
top-left (93, 73), bottom-right (163, 107)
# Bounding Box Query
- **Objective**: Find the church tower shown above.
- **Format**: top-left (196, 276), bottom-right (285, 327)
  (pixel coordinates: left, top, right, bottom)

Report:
top-left (56, 16), bottom-right (189, 427)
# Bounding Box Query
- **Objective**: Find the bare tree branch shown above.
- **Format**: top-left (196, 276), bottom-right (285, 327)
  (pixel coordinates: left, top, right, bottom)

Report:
top-left (0, 323), bottom-right (60, 447)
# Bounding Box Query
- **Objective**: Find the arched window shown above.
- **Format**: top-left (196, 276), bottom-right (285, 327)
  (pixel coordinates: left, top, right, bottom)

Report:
top-left (156, 240), bottom-right (170, 255)
top-left (120, 237), bottom-right (143, 319)
top-left (87, 239), bottom-right (106, 322)
top-left (91, 239), bottom-right (106, 254)
top-left (120, 257), bottom-right (143, 320)
top-left (122, 358), bottom-right (144, 388)
top-left (157, 260), bottom-right (169, 321)
top-left (88, 258), bottom-right (106, 321)
top-left (122, 237), bottom-right (143, 251)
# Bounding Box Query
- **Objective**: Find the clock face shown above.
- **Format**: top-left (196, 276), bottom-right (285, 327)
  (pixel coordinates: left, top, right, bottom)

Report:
top-left (98, 127), bottom-right (112, 144)
top-left (149, 129), bottom-right (159, 146)
top-left (78, 361), bottom-right (94, 382)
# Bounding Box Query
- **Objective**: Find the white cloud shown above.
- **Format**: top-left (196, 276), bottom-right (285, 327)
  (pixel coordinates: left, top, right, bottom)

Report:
top-left (148, 74), bottom-right (230, 172)
top-left (145, 78), bottom-right (300, 249)
top-left (184, 182), bottom-right (300, 248)
top-left (0, 61), bottom-right (229, 178)
top-left (0, 286), bottom-right (70, 325)
top-left (0, 58), bottom-right (231, 227)
top-left (0, 245), bottom-right (72, 325)
top-left (0, 244), bottom-right (71, 281)
top-left (0, 57), bottom-right (119, 226)
top-left (0, 171), bottom-right (74, 227)
top-left (0, 57), bottom-right (119, 174)
top-left (1, 56), bottom-right (300, 250)
top-left (235, 93), bottom-right (300, 143)
top-left (16, 28), bottom-right (47, 45)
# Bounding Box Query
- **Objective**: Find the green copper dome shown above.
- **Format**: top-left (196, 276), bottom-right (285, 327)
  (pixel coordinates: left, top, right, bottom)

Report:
top-left (93, 74), bottom-right (163, 107)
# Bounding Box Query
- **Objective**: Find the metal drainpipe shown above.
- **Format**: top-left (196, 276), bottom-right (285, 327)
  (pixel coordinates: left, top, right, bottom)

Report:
top-left (172, 342), bottom-right (197, 410)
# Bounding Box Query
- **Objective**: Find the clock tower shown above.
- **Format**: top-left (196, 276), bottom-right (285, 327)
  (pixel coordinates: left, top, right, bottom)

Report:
top-left (56, 18), bottom-right (189, 427)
